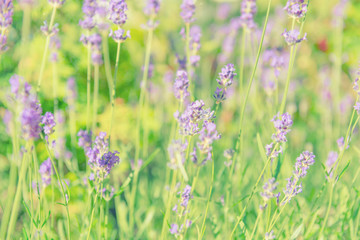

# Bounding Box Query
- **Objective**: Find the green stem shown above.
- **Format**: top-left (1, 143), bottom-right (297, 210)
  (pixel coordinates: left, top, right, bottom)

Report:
top-left (109, 41), bottom-right (121, 143)
top-left (160, 170), bottom-right (178, 239)
top-left (199, 160), bottom-right (215, 239)
top-left (230, 142), bottom-right (278, 238)
top-left (250, 211), bottom-right (262, 240)
top-left (36, 6), bottom-right (57, 93)
top-left (6, 144), bottom-right (30, 240)
top-left (19, 6), bottom-right (31, 74)
top-left (92, 65), bottom-right (100, 134)
top-left (185, 23), bottom-right (193, 99)
top-left (279, 18), bottom-right (301, 115)
top-left (239, 28), bottom-right (247, 95)
top-left (86, 34), bottom-right (92, 131)
top-left (87, 193), bottom-right (99, 240)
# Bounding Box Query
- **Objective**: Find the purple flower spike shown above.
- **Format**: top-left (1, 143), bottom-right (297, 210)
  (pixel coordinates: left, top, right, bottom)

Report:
top-left (144, 0), bottom-right (160, 16)
top-left (265, 230), bottom-right (276, 240)
top-left (240, 0), bottom-right (257, 29)
top-left (181, 185), bottom-right (192, 208)
top-left (326, 151), bottom-right (338, 179)
top-left (77, 130), bottom-right (92, 152)
top-left (180, 0), bottom-right (195, 23)
top-left (169, 223), bottom-right (179, 235)
top-left (42, 112), bottom-right (56, 136)
top-left (196, 121), bottom-right (220, 164)
top-left (213, 87), bottom-right (226, 103)
top-left (282, 29), bottom-right (307, 46)
top-left (48, 0), bottom-right (65, 8)
top-left (354, 102), bottom-right (360, 115)
top-left (168, 139), bottom-right (188, 169)
top-left (109, 29), bottom-right (130, 43)
top-left (271, 112), bottom-right (293, 143)
top-left (173, 70), bottom-right (190, 101)
top-left (109, 0), bottom-right (128, 26)
top-left (0, 0), bottom-right (14, 52)
top-left (284, 0), bottom-right (308, 19)
top-left (217, 64), bottom-right (236, 87)
top-left (39, 158), bottom-right (53, 186)
top-left (260, 178), bottom-right (280, 210)
top-left (294, 151), bottom-right (315, 177)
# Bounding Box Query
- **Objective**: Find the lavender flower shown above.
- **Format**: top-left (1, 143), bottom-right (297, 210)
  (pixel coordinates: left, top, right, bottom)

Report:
top-left (282, 29), bottom-right (307, 46)
top-left (109, 0), bottom-right (128, 26)
top-left (173, 70), bottom-right (190, 101)
top-left (294, 151), bottom-right (315, 177)
top-left (240, 0), bottom-right (257, 29)
top-left (144, 0), bottom-right (160, 16)
top-left (109, 29), bottom-right (130, 43)
top-left (337, 136), bottom-right (349, 151)
top-left (217, 64), bottom-right (236, 87)
top-left (41, 112), bottom-right (56, 136)
top-left (265, 142), bottom-right (283, 160)
top-left (260, 178), bottom-right (280, 210)
top-left (0, 0), bottom-right (14, 52)
top-left (353, 77), bottom-right (359, 95)
top-left (66, 77), bottom-right (77, 105)
top-left (181, 185), bottom-right (192, 208)
top-left (180, 0), bottom-right (195, 23)
top-left (265, 230), bottom-right (276, 240)
top-left (78, 130), bottom-right (92, 152)
top-left (175, 100), bottom-right (214, 136)
top-left (168, 139), bottom-right (188, 169)
top-left (169, 223), bottom-right (179, 235)
top-left (326, 151), bottom-right (338, 179)
top-left (263, 48), bottom-right (287, 77)
top-left (40, 21), bottom-right (59, 37)
top-left (88, 33), bottom-right (103, 65)
top-left (49, 33), bottom-right (61, 62)
top-left (180, 25), bottom-right (201, 66)
top-left (213, 87), bottom-right (226, 103)
top-left (283, 151), bottom-right (315, 204)
top-left (39, 158), bottom-right (52, 186)
top-left (86, 132), bottom-right (120, 178)
top-left (271, 112), bottom-right (293, 143)
top-left (196, 121), bottom-right (220, 164)
top-left (284, 0), bottom-right (308, 19)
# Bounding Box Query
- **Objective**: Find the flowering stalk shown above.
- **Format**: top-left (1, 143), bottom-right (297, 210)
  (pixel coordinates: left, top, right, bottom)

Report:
top-left (230, 142), bottom-right (278, 238)
top-left (108, 41), bottom-right (121, 142)
top-left (131, 15), bottom-right (155, 233)
top-left (92, 65), bottom-right (100, 133)
top-left (320, 94), bottom-right (360, 236)
top-left (6, 143), bottom-right (30, 240)
top-left (86, 33), bottom-right (92, 131)
top-left (36, 6), bottom-right (57, 93)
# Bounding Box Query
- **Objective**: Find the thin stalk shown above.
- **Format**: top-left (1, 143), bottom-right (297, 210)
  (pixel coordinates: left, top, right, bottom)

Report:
top-left (160, 170), bottom-right (178, 239)
top-left (105, 200), bottom-right (109, 240)
top-left (19, 6), bottom-right (31, 74)
top-left (129, 168), bottom-right (139, 236)
top-left (6, 144), bottom-right (30, 240)
top-left (44, 137), bottom-right (71, 240)
top-left (36, 6), bottom-right (57, 93)
top-left (86, 34), bottom-right (92, 131)
top-left (92, 65), bottom-right (100, 134)
top-left (185, 23), bottom-right (193, 99)
top-left (233, 0), bottom-right (273, 177)
top-left (250, 211), bottom-right (262, 240)
top-left (109, 41), bottom-right (121, 143)
top-left (230, 142), bottom-right (278, 238)
top-left (102, 34), bottom-right (113, 97)
top-left (239, 28), bottom-right (247, 95)
top-left (87, 192), bottom-right (99, 240)
top-left (279, 18), bottom-right (301, 115)
top-left (199, 159), bottom-right (215, 239)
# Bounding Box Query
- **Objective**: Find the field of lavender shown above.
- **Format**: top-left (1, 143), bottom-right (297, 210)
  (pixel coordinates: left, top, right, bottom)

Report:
top-left (1, 0), bottom-right (360, 239)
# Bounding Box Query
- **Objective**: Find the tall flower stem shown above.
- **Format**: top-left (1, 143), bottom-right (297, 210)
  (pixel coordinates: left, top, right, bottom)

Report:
top-left (199, 159), bottom-right (215, 239)
top-left (160, 170), bottom-right (178, 239)
top-left (92, 65), bottom-right (100, 134)
top-left (44, 137), bottom-right (71, 240)
top-left (233, 0), bottom-right (272, 170)
top-left (279, 18), bottom-right (296, 114)
top-left (250, 211), bottom-right (262, 239)
top-left (230, 142), bottom-right (278, 238)
top-left (19, 6), bottom-right (31, 74)
top-left (36, 6), bottom-right (57, 93)
top-left (86, 32), bottom-right (92, 131)
top-left (131, 23), bottom-right (154, 234)
top-left (319, 95), bottom-right (359, 236)
top-left (6, 144), bottom-right (30, 240)
top-left (87, 192), bottom-right (99, 240)
top-left (108, 41), bottom-right (121, 143)
top-left (102, 34), bottom-right (113, 98)
top-left (185, 23), bottom-right (193, 99)
top-left (239, 28), bottom-right (247, 95)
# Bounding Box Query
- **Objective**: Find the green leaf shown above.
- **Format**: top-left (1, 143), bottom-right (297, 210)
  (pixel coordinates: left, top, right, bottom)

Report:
top-left (140, 148), bottom-right (160, 172)
top-left (114, 173), bottom-right (133, 196)
top-left (338, 160), bottom-right (351, 182)
top-left (290, 223), bottom-right (304, 240)
top-left (256, 133), bottom-right (267, 163)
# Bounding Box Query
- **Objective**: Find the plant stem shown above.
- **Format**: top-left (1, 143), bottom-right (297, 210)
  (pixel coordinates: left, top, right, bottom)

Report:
top-left (6, 144), bottom-right (30, 240)
top-left (199, 160), bottom-right (215, 239)
top-left (239, 27), bottom-right (247, 95)
top-left (230, 142), bottom-right (278, 238)
top-left (92, 65), bottom-right (100, 134)
top-left (36, 6), bottom-right (57, 93)
top-left (109, 41), bottom-right (121, 143)
top-left (19, 6), bottom-right (31, 74)
top-left (86, 33), bottom-right (92, 131)
top-left (87, 192), bottom-right (99, 240)
top-left (160, 170), bottom-right (178, 239)
top-left (250, 211), bottom-right (262, 240)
